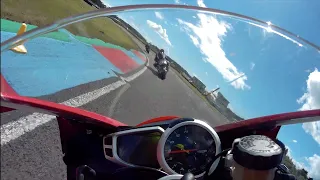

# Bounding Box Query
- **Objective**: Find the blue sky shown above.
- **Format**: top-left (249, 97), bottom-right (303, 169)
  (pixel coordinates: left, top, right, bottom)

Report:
top-left (103, 0), bottom-right (320, 178)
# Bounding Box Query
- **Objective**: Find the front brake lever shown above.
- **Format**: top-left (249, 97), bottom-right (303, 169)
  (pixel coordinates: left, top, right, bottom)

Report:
top-left (76, 165), bottom-right (96, 180)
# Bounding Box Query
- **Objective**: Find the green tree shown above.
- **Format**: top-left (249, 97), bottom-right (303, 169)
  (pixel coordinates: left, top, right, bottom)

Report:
top-left (90, 0), bottom-right (106, 8)
top-left (282, 154), bottom-right (309, 180)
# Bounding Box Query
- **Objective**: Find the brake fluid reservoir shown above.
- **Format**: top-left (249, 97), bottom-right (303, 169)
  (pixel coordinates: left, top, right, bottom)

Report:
top-left (230, 135), bottom-right (283, 180)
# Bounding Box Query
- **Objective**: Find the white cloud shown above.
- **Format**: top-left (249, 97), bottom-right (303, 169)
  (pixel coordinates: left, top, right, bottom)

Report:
top-left (297, 68), bottom-right (320, 111)
top-left (306, 154), bottom-right (320, 180)
top-left (250, 62), bottom-right (255, 70)
top-left (302, 122), bottom-right (320, 145)
top-left (292, 140), bottom-right (298, 143)
top-left (101, 0), bottom-right (112, 7)
top-left (286, 146), bottom-right (305, 169)
top-left (146, 20), bottom-right (172, 46)
top-left (297, 68), bottom-right (320, 145)
top-left (155, 12), bottom-right (164, 20)
top-left (189, 35), bottom-right (200, 46)
top-left (174, 0), bottom-right (180, 3)
top-left (197, 0), bottom-right (206, 7)
top-left (205, 72), bottom-right (208, 76)
top-left (286, 146), bottom-right (320, 180)
top-left (177, 14), bottom-right (250, 90)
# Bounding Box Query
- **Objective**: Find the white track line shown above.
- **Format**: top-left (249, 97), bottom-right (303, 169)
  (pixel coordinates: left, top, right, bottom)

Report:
top-left (107, 83), bottom-right (131, 118)
top-left (1, 65), bottom-right (147, 146)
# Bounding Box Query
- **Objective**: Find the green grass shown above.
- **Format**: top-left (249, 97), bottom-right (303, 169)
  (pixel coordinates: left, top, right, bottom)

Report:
top-left (0, 0), bottom-right (139, 50)
top-left (1, 19), bottom-right (133, 52)
top-left (172, 68), bottom-right (208, 101)
top-left (171, 68), bottom-right (230, 120)
top-left (1, 19), bottom-right (71, 42)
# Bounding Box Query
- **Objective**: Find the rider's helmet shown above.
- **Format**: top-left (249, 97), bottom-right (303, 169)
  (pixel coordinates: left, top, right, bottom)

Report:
top-left (158, 49), bottom-right (165, 60)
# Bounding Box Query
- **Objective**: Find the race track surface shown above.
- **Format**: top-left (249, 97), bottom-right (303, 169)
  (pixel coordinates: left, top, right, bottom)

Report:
top-left (1, 26), bottom-right (229, 180)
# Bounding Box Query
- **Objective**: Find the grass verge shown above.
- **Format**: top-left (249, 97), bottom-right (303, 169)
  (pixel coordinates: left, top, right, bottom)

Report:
top-left (1, 0), bottom-right (139, 50)
top-left (1, 19), bottom-right (133, 53)
top-left (170, 67), bottom-right (231, 122)
top-left (1, 19), bottom-right (71, 42)
top-left (170, 68), bottom-right (222, 113)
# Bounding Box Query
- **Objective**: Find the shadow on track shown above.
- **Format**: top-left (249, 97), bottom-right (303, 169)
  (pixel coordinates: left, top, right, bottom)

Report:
top-left (146, 65), bottom-right (159, 77)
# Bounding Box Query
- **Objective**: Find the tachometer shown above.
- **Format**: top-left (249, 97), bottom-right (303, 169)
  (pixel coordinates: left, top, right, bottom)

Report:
top-left (157, 119), bottom-right (221, 177)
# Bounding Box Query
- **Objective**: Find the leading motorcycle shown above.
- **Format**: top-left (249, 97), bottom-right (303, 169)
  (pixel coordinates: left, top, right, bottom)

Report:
top-left (155, 58), bottom-right (169, 80)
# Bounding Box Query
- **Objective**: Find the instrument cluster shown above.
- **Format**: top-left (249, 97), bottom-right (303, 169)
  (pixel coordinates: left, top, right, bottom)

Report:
top-left (103, 119), bottom-right (221, 178)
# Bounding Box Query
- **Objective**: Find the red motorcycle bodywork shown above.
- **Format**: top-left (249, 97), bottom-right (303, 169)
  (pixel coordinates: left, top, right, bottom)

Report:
top-left (1, 76), bottom-right (320, 172)
top-left (1, 74), bottom-right (320, 139)
top-left (1, 91), bottom-right (320, 132)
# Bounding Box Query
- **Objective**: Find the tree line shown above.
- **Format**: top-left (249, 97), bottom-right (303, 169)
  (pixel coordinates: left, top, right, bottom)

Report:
top-left (282, 154), bottom-right (312, 180)
top-left (84, 0), bottom-right (108, 8)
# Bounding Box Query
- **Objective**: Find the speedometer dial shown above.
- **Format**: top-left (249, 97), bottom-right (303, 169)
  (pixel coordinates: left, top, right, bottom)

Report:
top-left (163, 125), bottom-right (216, 175)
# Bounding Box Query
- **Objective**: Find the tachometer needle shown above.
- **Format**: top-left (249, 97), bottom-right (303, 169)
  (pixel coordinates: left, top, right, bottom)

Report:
top-left (169, 149), bottom-right (198, 154)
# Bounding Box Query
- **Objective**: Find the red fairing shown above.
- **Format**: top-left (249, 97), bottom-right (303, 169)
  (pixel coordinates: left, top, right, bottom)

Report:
top-left (137, 116), bottom-right (180, 126)
top-left (215, 109), bottom-right (320, 132)
top-left (1, 74), bottom-right (18, 113)
top-left (1, 74), bottom-right (18, 96)
top-left (1, 73), bottom-right (125, 127)
top-left (57, 116), bottom-right (79, 154)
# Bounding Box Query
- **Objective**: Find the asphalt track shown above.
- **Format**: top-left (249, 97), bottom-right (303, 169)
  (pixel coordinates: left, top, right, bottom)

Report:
top-left (1, 28), bottom-right (229, 180)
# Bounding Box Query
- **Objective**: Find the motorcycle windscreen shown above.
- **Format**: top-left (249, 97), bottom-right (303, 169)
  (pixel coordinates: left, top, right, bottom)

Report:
top-left (117, 131), bottom-right (161, 168)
